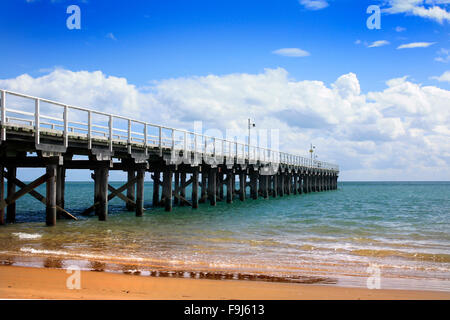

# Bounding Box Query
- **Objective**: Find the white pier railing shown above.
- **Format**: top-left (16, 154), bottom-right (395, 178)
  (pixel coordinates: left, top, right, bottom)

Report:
top-left (0, 89), bottom-right (339, 171)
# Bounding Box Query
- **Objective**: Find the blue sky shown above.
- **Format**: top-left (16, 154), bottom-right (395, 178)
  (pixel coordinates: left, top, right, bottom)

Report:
top-left (1, 0), bottom-right (448, 90)
top-left (0, 0), bottom-right (449, 181)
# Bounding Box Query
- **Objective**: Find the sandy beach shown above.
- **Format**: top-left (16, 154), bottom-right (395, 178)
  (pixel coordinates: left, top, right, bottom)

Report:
top-left (0, 265), bottom-right (449, 300)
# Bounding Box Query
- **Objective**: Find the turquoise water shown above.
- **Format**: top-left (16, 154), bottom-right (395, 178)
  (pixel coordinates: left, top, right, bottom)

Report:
top-left (1, 181), bottom-right (449, 291)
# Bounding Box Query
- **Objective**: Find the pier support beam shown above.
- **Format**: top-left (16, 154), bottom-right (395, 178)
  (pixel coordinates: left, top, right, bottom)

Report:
top-left (46, 163), bottom-right (57, 226)
top-left (126, 168), bottom-right (136, 211)
top-left (192, 168), bottom-right (199, 209)
top-left (152, 171), bottom-right (160, 207)
top-left (286, 172), bottom-right (291, 196)
top-left (163, 169), bottom-right (173, 212)
top-left (135, 168), bottom-right (145, 217)
top-left (208, 168), bottom-right (217, 206)
top-left (239, 172), bottom-right (246, 201)
top-left (6, 167), bottom-right (16, 223)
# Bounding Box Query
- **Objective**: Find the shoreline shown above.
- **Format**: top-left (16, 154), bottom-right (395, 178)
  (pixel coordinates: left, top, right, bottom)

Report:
top-left (1, 265), bottom-right (449, 300)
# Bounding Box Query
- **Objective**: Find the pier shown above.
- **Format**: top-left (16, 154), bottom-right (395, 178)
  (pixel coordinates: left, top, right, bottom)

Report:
top-left (0, 89), bottom-right (339, 226)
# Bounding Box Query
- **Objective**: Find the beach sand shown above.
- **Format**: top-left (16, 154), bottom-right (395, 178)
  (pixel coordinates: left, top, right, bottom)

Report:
top-left (0, 265), bottom-right (449, 300)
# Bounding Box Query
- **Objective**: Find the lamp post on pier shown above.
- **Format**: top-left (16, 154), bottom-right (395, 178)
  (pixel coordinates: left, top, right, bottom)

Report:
top-left (248, 118), bottom-right (255, 160)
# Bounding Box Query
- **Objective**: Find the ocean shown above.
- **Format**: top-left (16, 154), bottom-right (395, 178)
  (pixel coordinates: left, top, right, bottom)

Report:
top-left (1, 181), bottom-right (449, 291)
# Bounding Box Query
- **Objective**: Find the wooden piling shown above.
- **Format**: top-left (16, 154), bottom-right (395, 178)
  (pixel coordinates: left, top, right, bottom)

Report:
top-left (262, 175), bottom-right (269, 199)
top-left (218, 171), bottom-right (224, 201)
top-left (293, 173), bottom-right (298, 195)
top-left (56, 166), bottom-right (65, 218)
top-left (97, 166), bottom-right (109, 220)
top-left (46, 163), bottom-right (57, 226)
top-left (0, 165), bottom-right (4, 225)
top-left (239, 172), bottom-right (246, 201)
top-left (136, 168), bottom-right (145, 217)
top-left (279, 172), bottom-right (284, 197)
top-left (6, 166), bottom-right (16, 223)
top-left (250, 170), bottom-right (258, 200)
top-left (226, 172), bottom-right (233, 204)
top-left (152, 171), bottom-right (160, 207)
top-left (192, 168), bottom-right (199, 209)
top-left (200, 170), bottom-right (207, 203)
top-left (163, 169), bottom-right (173, 212)
top-left (272, 174), bottom-right (277, 198)
top-left (174, 172), bottom-right (180, 205)
top-left (208, 167), bottom-right (217, 206)
top-left (126, 168), bottom-right (136, 211)
top-left (180, 172), bottom-right (186, 206)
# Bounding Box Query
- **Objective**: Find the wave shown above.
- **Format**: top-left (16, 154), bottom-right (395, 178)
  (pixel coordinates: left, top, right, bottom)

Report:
top-left (12, 233), bottom-right (42, 240)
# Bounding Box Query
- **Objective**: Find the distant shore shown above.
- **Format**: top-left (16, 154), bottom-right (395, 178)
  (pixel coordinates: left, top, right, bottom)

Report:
top-left (1, 265), bottom-right (449, 300)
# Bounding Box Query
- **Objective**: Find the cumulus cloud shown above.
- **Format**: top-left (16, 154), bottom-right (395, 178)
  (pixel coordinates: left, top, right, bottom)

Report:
top-left (299, 0), bottom-right (329, 10)
top-left (1, 68), bottom-right (449, 180)
top-left (397, 41), bottom-right (436, 49)
top-left (272, 48), bottom-right (310, 57)
top-left (383, 0), bottom-right (450, 23)
top-left (431, 70), bottom-right (450, 81)
top-left (367, 40), bottom-right (390, 48)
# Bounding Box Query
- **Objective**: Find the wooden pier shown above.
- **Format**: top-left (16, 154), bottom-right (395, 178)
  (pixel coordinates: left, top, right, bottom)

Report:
top-left (0, 89), bottom-right (339, 226)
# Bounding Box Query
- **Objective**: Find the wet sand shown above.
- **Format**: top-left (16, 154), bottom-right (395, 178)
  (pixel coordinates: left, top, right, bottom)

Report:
top-left (0, 265), bottom-right (449, 300)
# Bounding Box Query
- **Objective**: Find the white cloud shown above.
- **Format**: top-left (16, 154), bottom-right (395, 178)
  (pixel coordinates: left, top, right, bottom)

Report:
top-left (367, 40), bottom-right (390, 48)
top-left (299, 0), bottom-right (329, 10)
top-left (354, 39), bottom-right (362, 45)
top-left (395, 26), bottom-right (407, 32)
top-left (383, 0), bottom-right (450, 24)
top-left (397, 41), bottom-right (436, 48)
top-left (431, 70), bottom-right (450, 81)
top-left (106, 33), bottom-right (117, 41)
top-left (272, 48), bottom-right (310, 57)
top-left (1, 68), bottom-right (449, 180)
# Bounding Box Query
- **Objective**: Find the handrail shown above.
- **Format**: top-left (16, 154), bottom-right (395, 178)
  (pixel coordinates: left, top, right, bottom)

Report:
top-left (0, 89), bottom-right (339, 171)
